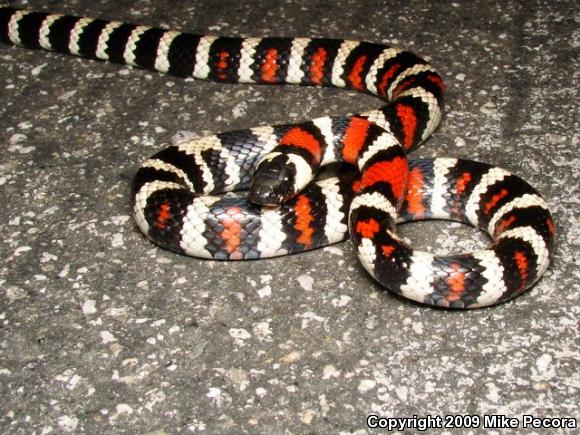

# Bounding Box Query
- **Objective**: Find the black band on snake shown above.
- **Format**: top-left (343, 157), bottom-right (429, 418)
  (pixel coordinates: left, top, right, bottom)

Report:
top-left (0, 6), bottom-right (556, 308)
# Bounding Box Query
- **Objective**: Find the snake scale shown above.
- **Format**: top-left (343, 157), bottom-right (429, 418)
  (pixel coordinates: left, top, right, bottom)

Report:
top-left (0, 6), bottom-right (556, 308)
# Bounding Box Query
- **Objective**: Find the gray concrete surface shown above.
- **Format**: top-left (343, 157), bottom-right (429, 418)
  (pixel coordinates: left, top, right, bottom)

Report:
top-left (0, 0), bottom-right (578, 433)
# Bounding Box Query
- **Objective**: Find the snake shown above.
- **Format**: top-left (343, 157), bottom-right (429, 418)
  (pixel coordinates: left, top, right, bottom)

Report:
top-left (0, 6), bottom-right (556, 308)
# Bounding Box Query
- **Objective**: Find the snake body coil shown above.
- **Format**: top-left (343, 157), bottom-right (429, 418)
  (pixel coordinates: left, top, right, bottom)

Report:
top-left (0, 7), bottom-right (555, 308)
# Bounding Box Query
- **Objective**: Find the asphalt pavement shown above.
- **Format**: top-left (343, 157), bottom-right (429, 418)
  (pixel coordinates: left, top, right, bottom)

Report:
top-left (0, 0), bottom-right (578, 433)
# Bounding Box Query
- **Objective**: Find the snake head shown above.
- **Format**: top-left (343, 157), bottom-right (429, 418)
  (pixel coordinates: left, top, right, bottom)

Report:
top-left (249, 154), bottom-right (299, 205)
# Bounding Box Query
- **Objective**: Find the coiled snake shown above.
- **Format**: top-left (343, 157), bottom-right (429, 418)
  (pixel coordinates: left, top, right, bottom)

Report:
top-left (0, 6), bottom-right (556, 308)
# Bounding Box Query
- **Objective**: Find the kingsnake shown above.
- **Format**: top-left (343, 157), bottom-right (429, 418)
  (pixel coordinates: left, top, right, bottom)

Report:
top-left (0, 6), bottom-right (556, 308)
